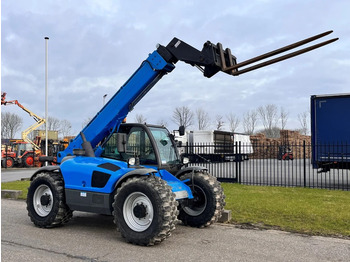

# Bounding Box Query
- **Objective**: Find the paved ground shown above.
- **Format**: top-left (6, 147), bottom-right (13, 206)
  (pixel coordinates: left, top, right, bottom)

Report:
top-left (1, 167), bottom-right (37, 182)
top-left (2, 199), bottom-right (350, 262)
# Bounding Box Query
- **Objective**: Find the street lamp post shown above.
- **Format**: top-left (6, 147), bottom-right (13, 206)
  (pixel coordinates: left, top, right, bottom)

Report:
top-left (103, 94), bottom-right (107, 106)
top-left (45, 37), bottom-right (49, 165)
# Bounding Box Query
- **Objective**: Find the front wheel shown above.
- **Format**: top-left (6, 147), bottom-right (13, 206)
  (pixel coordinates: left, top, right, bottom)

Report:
top-left (27, 172), bottom-right (72, 228)
top-left (178, 172), bottom-right (226, 227)
top-left (113, 176), bottom-right (178, 246)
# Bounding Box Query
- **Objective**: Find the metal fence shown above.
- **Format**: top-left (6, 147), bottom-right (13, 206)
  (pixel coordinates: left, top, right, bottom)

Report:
top-left (183, 142), bottom-right (350, 191)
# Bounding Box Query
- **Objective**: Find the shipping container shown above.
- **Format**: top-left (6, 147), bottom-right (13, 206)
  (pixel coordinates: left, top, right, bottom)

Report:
top-left (311, 93), bottom-right (350, 171)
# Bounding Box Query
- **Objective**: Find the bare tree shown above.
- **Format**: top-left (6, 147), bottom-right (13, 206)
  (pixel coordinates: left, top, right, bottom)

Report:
top-left (172, 106), bottom-right (194, 129)
top-left (258, 104), bottom-right (279, 138)
top-left (135, 114), bottom-right (147, 124)
top-left (157, 119), bottom-right (168, 127)
top-left (280, 107), bottom-right (289, 130)
top-left (215, 114), bottom-right (225, 130)
top-left (243, 110), bottom-right (258, 135)
top-left (1, 112), bottom-right (23, 139)
top-left (47, 116), bottom-right (61, 131)
top-left (60, 119), bottom-right (72, 138)
top-left (227, 112), bottom-right (240, 132)
top-left (196, 108), bottom-right (210, 130)
top-left (298, 111), bottom-right (309, 135)
top-left (81, 117), bottom-right (93, 129)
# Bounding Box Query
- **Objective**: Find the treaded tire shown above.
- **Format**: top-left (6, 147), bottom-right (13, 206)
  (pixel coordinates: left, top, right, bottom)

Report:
top-left (113, 176), bottom-right (178, 246)
top-left (23, 155), bottom-right (34, 167)
top-left (2, 157), bottom-right (14, 168)
top-left (27, 172), bottom-right (72, 228)
top-left (178, 172), bottom-right (226, 227)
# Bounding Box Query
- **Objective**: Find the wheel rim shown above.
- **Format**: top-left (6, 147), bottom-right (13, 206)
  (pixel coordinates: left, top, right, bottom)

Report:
top-left (123, 192), bottom-right (154, 232)
top-left (33, 184), bottom-right (53, 217)
top-left (26, 156), bottom-right (34, 166)
top-left (183, 185), bottom-right (207, 216)
top-left (6, 159), bottom-right (13, 167)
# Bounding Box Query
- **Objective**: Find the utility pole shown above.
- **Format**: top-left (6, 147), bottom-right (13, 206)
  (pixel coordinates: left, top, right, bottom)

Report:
top-left (103, 94), bottom-right (107, 106)
top-left (45, 37), bottom-right (49, 165)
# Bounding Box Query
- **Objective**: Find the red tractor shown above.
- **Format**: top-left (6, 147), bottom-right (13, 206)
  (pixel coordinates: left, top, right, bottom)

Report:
top-left (1, 141), bottom-right (41, 168)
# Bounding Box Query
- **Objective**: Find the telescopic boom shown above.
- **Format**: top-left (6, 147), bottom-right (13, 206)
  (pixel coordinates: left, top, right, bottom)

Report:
top-left (57, 31), bottom-right (338, 163)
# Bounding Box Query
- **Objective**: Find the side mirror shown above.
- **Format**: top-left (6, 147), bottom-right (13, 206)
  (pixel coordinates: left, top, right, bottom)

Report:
top-left (179, 126), bottom-right (185, 136)
top-left (117, 133), bottom-right (127, 153)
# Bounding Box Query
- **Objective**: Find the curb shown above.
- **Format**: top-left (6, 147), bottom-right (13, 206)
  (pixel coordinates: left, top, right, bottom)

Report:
top-left (1, 190), bottom-right (23, 199)
top-left (218, 210), bottom-right (232, 223)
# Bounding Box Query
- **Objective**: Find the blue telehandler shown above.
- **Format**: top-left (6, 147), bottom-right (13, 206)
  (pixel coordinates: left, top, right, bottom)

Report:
top-left (27, 31), bottom-right (337, 245)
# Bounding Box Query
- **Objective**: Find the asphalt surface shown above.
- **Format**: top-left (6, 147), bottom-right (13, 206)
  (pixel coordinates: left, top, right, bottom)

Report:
top-left (1, 167), bottom-right (37, 182)
top-left (2, 199), bottom-right (350, 262)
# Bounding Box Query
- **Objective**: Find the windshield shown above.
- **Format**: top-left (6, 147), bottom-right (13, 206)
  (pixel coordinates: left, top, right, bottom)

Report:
top-left (101, 125), bottom-right (179, 166)
top-left (149, 127), bottom-right (178, 165)
top-left (13, 143), bottom-right (32, 155)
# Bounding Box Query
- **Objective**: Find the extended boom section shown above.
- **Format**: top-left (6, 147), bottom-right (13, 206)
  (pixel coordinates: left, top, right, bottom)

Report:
top-left (58, 31), bottom-right (337, 162)
top-left (57, 51), bottom-right (175, 162)
top-left (1, 92), bottom-right (45, 150)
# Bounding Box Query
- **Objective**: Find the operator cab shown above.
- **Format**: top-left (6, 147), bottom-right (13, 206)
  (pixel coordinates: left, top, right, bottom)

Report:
top-left (13, 142), bottom-right (32, 157)
top-left (101, 123), bottom-right (184, 174)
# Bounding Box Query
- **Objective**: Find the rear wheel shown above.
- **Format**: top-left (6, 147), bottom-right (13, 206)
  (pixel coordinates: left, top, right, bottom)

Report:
top-left (27, 172), bottom-right (72, 228)
top-left (178, 172), bottom-right (225, 227)
top-left (23, 155), bottom-right (34, 167)
top-left (113, 176), bottom-right (178, 246)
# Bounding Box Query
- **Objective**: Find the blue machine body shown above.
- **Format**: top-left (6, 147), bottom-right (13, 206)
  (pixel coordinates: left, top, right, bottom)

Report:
top-left (60, 156), bottom-right (192, 197)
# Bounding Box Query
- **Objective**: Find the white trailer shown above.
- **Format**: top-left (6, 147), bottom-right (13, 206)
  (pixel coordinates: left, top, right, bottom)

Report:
top-left (176, 130), bottom-right (253, 163)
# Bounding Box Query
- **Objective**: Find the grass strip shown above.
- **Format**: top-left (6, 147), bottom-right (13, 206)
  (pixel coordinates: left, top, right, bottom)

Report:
top-left (2, 180), bottom-right (30, 200)
top-left (222, 183), bottom-right (350, 238)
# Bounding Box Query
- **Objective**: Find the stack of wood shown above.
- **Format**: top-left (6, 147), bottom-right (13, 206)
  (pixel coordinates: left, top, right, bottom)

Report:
top-left (249, 130), bottom-right (311, 159)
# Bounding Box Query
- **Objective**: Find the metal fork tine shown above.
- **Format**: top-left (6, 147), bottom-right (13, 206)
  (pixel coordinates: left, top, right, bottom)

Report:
top-left (231, 38), bottom-right (338, 76)
top-left (224, 30), bottom-right (334, 73)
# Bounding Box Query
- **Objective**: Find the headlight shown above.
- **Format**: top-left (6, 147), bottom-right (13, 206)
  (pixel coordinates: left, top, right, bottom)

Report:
top-left (174, 190), bottom-right (188, 200)
top-left (128, 157), bottom-right (136, 166)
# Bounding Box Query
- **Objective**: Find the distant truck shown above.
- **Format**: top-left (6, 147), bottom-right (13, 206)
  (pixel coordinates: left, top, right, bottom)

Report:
top-left (311, 93), bottom-right (350, 172)
top-left (176, 130), bottom-right (253, 163)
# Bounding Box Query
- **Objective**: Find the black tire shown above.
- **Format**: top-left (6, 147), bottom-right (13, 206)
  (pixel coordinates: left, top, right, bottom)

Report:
top-left (23, 154), bottom-right (34, 167)
top-left (178, 172), bottom-right (226, 227)
top-left (113, 176), bottom-right (178, 246)
top-left (27, 172), bottom-right (72, 228)
top-left (2, 157), bottom-right (14, 168)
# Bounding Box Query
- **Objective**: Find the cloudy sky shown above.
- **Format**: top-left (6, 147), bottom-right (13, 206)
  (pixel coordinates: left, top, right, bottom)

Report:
top-left (2, 0), bottom-right (350, 138)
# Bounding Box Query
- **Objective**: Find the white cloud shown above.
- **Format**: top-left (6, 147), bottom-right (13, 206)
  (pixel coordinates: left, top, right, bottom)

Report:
top-left (2, 0), bottom-right (350, 138)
